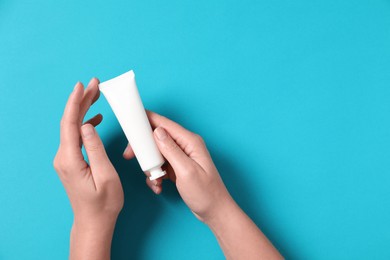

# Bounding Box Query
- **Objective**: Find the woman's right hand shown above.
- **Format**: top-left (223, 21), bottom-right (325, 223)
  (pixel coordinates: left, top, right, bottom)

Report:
top-left (123, 111), bottom-right (233, 223)
top-left (123, 111), bottom-right (283, 260)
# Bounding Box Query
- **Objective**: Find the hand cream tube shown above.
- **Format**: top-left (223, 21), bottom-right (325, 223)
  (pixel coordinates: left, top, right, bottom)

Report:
top-left (99, 70), bottom-right (166, 180)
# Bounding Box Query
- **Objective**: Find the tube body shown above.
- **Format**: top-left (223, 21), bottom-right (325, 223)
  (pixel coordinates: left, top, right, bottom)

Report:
top-left (99, 70), bottom-right (166, 180)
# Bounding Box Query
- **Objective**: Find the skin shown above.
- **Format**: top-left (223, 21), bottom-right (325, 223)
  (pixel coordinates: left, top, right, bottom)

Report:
top-left (53, 79), bottom-right (123, 260)
top-left (54, 79), bottom-right (283, 260)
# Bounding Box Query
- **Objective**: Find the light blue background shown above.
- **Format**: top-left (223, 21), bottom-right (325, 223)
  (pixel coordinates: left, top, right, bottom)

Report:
top-left (0, 0), bottom-right (389, 259)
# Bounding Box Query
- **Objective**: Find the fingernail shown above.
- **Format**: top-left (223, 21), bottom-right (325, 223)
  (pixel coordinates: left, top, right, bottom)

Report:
top-left (155, 127), bottom-right (167, 140)
top-left (88, 78), bottom-right (97, 87)
top-left (81, 124), bottom-right (95, 138)
top-left (153, 180), bottom-right (158, 186)
top-left (73, 82), bottom-right (80, 91)
top-left (123, 145), bottom-right (130, 156)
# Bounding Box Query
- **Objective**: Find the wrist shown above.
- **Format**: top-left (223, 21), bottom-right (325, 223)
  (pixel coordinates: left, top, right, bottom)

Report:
top-left (204, 195), bottom-right (238, 229)
top-left (72, 214), bottom-right (118, 237)
top-left (70, 217), bottom-right (117, 260)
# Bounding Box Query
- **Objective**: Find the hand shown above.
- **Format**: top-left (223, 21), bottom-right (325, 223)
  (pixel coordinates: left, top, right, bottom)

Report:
top-left (123, 111), bottom-right (283, 259)
top-left (53, 79), bottom-right (124, 260)
top-left (123, 111), bottom-right (233, 223)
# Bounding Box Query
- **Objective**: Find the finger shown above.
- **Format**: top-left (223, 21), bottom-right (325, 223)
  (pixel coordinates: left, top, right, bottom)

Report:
top-left (60, 82), bottom-right (84, 151)
top-left (147, 110), bottom-right (195, 140)
top-left (79, 78), bottom-right (100, 125)
top-left (154, 127), bottom-right (194, 174)
top-left (165, 163), bottom-right (177, 183)
top-left (91, 82), bottom-right (100, 103)
top-left (146, 177), bottom-right (162, 194)
top-left (81, 124), bottom-right (113, 183)
top-left (83, 113), bottom-right (103, 127)
top-left (79, 114), bottom-right (103, 148)
top-left (123, 144), bottom-right (135, 159)
top-left (147, 110), bottom-right (203, 156)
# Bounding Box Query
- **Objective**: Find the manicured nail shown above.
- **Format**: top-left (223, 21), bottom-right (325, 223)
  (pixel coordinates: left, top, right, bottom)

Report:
top-left (81, 124), bottom-right (95, 138)
top-left (155, 127), bottom-right (167, 140)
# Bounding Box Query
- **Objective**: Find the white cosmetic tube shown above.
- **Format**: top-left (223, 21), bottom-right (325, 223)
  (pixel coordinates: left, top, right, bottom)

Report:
top-left (99, 70), bottom-right (166, 180)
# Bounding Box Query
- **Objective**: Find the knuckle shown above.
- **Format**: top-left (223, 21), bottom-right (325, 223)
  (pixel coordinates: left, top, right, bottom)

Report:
top-left (53, 156), bottom-right (70, 176)
top-left (53, 156), bottom-right (60, 171)
top-left (60, 117), bottom-right (77, 129)
top-left (183, 162), bottom-right (199, 176)
top-left (53, 154), bottom-right (64, 172)
top-left (193, 133), bottom-right (205, 146)
top-left (99, 175), bottom-right (118, 188)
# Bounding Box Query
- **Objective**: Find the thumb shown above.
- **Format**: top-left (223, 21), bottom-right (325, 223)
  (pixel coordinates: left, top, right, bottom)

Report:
top-left (81, 124), bottom-right (110, 171)
top-left (154, 127), bottom-right (192, 173)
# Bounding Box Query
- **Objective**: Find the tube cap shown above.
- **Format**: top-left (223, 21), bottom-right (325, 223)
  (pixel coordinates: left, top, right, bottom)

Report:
top-left (148, 167), bottom-right (166, 180)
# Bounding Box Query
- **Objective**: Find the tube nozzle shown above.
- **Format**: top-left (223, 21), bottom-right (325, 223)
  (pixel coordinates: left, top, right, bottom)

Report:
top-left (148, 167), bottom-right (166, 180)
